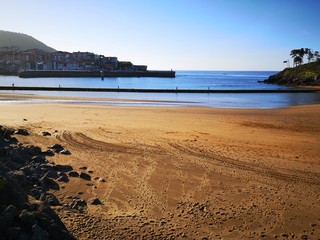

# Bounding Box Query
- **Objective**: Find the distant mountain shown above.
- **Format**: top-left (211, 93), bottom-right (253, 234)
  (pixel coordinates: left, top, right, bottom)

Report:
top-left (263, 61), bottom-right (320, 86)
top-left (0, 30), bottom-right (56, 52)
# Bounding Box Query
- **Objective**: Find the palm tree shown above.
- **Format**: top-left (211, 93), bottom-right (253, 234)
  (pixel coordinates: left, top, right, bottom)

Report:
top-left (304, 48), bottom-right (314, 62)
top-left (298, 48), bottom-right (305, 58)
top-left (290, 48), bottom-right (320, 66)
top-left (290, 49), bottom-right (300, 59)
top-left (290, 48), bottom-right (305, 66)
top-left (293, 56), bottom-right (303, 66)
top-left (314, 51), bottom-right (319, 61)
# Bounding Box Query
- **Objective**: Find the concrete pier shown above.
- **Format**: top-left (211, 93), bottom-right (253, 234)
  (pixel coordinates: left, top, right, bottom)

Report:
top-left (18, 70), bottom-right (176, 78)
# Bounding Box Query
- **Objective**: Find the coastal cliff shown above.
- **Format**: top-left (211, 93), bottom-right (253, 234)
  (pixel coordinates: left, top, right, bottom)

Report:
top-left (263, 61), bottom-right (320, 86)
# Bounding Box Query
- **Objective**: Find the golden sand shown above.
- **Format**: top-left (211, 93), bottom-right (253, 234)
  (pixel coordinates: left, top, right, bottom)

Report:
top-left (1, 96), bottom-right (319, 239)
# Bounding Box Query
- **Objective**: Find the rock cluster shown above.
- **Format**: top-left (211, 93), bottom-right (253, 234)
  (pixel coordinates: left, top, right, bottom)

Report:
top-left (264, 71), bottom-right (320, 86)
top-left (263, 61), bottom-right (320, 86)
top-left (0, 125), bottom-right (75, 240)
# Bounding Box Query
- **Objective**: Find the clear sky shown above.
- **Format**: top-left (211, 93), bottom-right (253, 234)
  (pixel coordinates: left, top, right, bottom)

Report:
top-left (1, 0), bottom-right (319, 70)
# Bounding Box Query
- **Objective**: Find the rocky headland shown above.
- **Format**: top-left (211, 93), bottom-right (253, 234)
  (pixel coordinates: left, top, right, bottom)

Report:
top-left (263, 61), bottom-right (320, 86)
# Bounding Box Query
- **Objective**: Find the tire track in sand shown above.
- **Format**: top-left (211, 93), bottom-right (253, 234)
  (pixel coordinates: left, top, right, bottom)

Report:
top-left (168, 142), bottom-right (320, 186)
top-left (58, 131), bottom-right (142, 154)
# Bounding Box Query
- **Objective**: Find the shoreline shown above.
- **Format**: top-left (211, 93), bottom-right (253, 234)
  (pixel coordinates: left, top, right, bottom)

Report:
top-left (1, 91), bottom-right (320, 109)
top-left (0, 101), bottom-right (319, 238)
top-left (0, 85), bottom-right (319, 93)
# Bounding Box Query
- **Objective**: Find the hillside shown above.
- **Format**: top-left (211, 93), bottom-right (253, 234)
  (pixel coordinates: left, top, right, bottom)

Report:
top-left (263, 61), bottom-right (320, 86)
top-left (0, 30), bottom-right (56, 52)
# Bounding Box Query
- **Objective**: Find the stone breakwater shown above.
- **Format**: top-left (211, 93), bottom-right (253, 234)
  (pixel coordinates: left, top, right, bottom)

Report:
top-left (18, 70), bottom-right (176, 78)
top-left (0, 125), bottom-right (100, 240)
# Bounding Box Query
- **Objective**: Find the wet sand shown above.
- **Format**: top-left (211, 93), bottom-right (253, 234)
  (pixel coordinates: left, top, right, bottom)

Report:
top-left (0, 98), bottom-right (319, 239)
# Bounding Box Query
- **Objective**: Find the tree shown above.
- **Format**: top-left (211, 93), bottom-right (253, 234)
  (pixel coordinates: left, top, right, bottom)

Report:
top-left (290, 49), bottom-right (301, 59)
top-left (314, 51), bottom-right (319, 61)
top-left (290, 49), bottom-right (304, 66)
top-left (290, 48), bottom-right (319, 66)
top-left (304, 48), bottom-right (314, 62)
top-left (293, 56), bottom-right (303, 66)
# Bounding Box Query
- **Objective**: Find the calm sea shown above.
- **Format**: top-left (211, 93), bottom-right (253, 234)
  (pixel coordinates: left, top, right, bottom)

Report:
top-left (0, 71), bottom-right (319, 108)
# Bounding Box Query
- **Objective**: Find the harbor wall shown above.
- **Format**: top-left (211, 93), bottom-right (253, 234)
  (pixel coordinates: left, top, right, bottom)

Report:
top-left (18, 70), bottom-right (175, 78)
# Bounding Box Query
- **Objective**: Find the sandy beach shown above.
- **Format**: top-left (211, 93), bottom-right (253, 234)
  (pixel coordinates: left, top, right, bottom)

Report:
top-left (0, 96), bottom-right (319, 239)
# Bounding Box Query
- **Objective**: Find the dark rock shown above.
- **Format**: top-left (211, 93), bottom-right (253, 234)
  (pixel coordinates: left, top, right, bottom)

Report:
top-left (68, 171), bottom-right (79, 177)
top-left (47, 222), bottom-right (74, 240)
top-left (16, 230), bottom-right (30, 240)
top-left (11, 170), bottom-right (28, 186)
top-left (57, 175), bottom-right (68, 182)
top-left (2, 160), bottom-right (22, 171)
top-left (5, 136), bottom-right (18, 144)
top-left (31, 155), bottom-right (47, 164)
top-left (40, 175), bottom-right (59, 190)
top-left (42, 132), bottom-right (51, 136)
top-left (89, 198), bottom-right (102, 205)
top-left (0, 215), bottom-right (14, 232)
top-left (6, 227), bottom-right (22, 240)
top-left (19, 209), bottom-right (36, 228)
top-left (0, 125), bottom-right (75, 240)
top-left (60, 149), bottom-right (71, 155)
top-left (57, 172), bottom-right (69, 182)
top-left (37, 204), bottom-right (75, 239)
top-left (10, 151), bottom-right (26, 163)
top-left (26, 145), bottom-right (42, 156)
top-left (54, 164), bottom-right (73, 172)
top-left (29, 188), bottom-right (43, 200)
top-left (45, 170), bottom-right (59, 179)
top-left (70, 199), bottom-right (87, 210)
top-left (14, 129), bottom-right (29, 136)
top-left (29, 174), bottom-right (42, 185)
top-left (49, 144), bottom-right (64, 153)
top-left (40, 193), bottom-right (60, 206)
top-left (79, 172), bottom-right (91, 181)
top-left (0, 175), bottom-right (28, 208)
top-left (32, 223), bottom-right (49, 240)
top-left (79, 166), bottom-right (87, 170)
top-left (39, 164), bottom-right (55, 172)
top-left (19, 165), bottom-right (33, 175)
top-left (41, 150), bottom-right (55, 156)
top-left (0, 147), bottom-right (7, 157)
top-left (34, 212), bottom-right (51, 229)
top-left (98, 178), bottom-right (106, 182)
top-left (2, 205), bottom-right (19, 218)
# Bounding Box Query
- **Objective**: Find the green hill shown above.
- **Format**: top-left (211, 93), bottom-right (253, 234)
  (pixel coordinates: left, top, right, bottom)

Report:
top-left (0, 30), bottom-right (56, 52)
top-left (264, 61), bottom-right (320, 86)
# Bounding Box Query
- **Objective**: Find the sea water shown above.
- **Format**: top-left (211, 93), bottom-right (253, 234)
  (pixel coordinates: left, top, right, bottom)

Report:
top-left (0, 71), bottom-right (319, 108)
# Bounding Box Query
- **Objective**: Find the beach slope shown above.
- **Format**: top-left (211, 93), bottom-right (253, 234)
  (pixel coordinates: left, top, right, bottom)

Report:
top-left (0, 101), bottom-right (319, 239)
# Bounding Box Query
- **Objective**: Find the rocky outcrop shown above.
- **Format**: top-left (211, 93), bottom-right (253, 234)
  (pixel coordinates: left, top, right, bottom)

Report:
top-left (0, 125), bottom-right (75, 240)
top-left (263, 61), bottom-right (320, 86)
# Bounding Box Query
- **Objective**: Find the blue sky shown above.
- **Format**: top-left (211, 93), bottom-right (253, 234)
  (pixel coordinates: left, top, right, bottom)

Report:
top-left (1, 0), bottom-right (319, 70)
